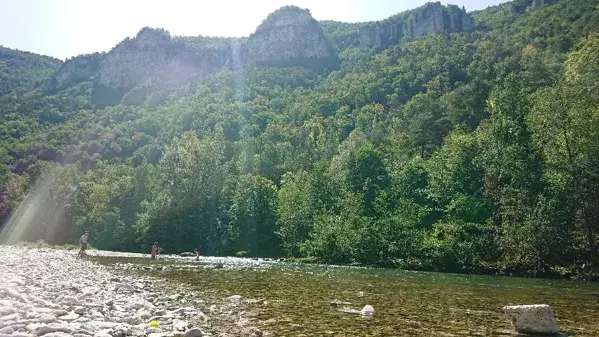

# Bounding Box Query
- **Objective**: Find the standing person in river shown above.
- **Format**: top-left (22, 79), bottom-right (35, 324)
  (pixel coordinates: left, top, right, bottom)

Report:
top-left (151, 242), bottom-right (158, 259)
top-left (77, 231), bottom-right (89, 258)
top-left (194, 248), bottom-right (200, 261)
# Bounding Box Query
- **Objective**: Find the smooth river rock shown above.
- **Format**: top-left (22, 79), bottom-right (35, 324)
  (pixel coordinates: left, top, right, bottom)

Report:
top-left (503, 304), bottom-right (559, 335)
top-left (361, 305), bottom-right (375, 318)
top-left (0, 327), bottom-right (14, 334)
top-left (184, 328), bottom-right (203, 337)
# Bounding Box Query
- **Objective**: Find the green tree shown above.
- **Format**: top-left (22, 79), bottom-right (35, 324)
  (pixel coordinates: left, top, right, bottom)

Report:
top-left (276, 170), bottom-right (313, 256)
top-left (228, 174), bottom-right (280, 257)
top-left (347, 144), bottom-right (390, 216)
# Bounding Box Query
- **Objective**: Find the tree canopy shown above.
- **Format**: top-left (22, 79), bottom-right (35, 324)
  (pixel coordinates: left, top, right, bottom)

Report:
top-left (1, 0), bottom-right (599, 279)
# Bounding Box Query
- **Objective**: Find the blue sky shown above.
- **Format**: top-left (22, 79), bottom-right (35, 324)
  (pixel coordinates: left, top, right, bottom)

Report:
top-left (0, 0), bottom-right (506, 60)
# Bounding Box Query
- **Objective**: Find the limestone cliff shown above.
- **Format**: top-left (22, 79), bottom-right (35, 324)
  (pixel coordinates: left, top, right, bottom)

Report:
top-left (510, 0), bottom-right (559, 14)
top-left (43, 4), bottom-right (483, 99)
top-left (358, 2), bottom-right (474, 49)
top-left (247, 6), bottom-right (338, 66)
top-left (98, 28), bottom-right (211, 90)
top-left (45, 53), bottom-right (103, 94)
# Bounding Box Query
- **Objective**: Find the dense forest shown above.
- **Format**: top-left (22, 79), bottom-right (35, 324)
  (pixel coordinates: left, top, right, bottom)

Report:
top-left (1, 0), bottom-right (599, 279)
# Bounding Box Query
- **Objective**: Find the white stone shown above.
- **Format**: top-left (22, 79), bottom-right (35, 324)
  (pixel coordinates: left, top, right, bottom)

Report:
top-left (0, 313), bottom-right (19, 322)
top-left (39, 313), bottom-right (57, 323)
top-left (194, 312), bottom-right (207, 323)
top-left (115, 284), bottom-right (135, 294)
top-left (146, 328), bottom-right (162, 334)
top-left (34, 308), bottom-right (53, 314)
top-left (42, 333), bottom-right (72, 337)
top-left (121, 316), bottom-right (142, 325)
top-left (53, 310), bottom-right (68, 318)
top-left (228, 295), bottom-right (244, 305)
top-left (10, 324), bottom-right (26, 331)
top-left (59, 312), bottom-right (79, 322)
top-left (26, 323), bottom-right (44, 332)
top-left (0, 327), bottom-right (14, 334)
top-left (148, 333), bottom-right (168, 337)
top-left (172, 319), bottom-right (187, 331)
top-left (83, 321), bottom-right (118, 332)
top-left (35, 322), bottom-right (71, 336)
top-left (503, 304), bottom-right (559, 335)
top-left (0, 308), bottom-right (15, 316)
top-left (361, 305), bottom-right (375, 318)
top-left (136, 309), bottom-right (151, 320)
top-left (167, 332), bottom-right (185, 337)
top-left (89, 310), bottom-right (104, 320)
top-left (93, 332), bottom-right (111, 337)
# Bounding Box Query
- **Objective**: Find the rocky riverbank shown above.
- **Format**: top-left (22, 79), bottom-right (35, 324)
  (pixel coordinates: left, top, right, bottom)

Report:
top-left (0, 246), bottom-right (265, 337)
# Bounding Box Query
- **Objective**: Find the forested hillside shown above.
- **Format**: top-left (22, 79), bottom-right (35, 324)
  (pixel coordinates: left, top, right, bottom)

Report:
top-left (1, 0), bottom-right (599, 279)
top-left (0, 47), bottom-right (62, 95)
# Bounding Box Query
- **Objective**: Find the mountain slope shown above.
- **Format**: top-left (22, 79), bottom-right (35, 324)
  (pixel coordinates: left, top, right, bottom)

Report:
top-left (1, 0), bottom-right (599, 279)
top-left (0, 47), bottom-right (62, 95)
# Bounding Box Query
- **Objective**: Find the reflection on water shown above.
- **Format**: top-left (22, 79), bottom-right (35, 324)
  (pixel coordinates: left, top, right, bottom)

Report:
top-left (94, 254), bottom-right (599, 336)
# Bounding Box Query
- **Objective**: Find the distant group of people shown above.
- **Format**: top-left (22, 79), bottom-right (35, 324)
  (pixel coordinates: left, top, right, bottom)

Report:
top-left (77, 233), bottom-right (202, 261)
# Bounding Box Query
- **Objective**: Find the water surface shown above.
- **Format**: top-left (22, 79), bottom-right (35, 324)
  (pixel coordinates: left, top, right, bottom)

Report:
top-left (94, 255), bottom-right (599, 336)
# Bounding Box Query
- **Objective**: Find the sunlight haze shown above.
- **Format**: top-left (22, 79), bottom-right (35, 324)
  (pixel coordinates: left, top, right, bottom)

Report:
top-left (1, 0), bottom-right (506, 59)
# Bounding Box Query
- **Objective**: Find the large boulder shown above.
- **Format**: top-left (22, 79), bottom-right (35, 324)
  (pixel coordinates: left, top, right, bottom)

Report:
top-left (502, 304), bottom-right (559, 335)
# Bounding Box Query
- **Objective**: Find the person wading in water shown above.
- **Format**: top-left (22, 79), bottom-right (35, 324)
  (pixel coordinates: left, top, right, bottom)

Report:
top-left (151, 242), bottom-right (159, 259)
top-left (77, 231), bottom-right (89, 258)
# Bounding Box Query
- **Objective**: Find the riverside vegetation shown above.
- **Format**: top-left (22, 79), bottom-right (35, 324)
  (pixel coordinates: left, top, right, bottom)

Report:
top-left (1, 0), bottom-right (599, 280)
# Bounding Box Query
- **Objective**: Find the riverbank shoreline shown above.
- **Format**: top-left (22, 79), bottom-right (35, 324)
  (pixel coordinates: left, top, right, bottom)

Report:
top-left (0, 245), bottom-right (267, 337)
top-left (15, 238), bottom-right (599, 282)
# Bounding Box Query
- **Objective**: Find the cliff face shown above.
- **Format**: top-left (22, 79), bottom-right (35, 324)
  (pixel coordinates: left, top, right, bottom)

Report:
top-left (43, 5), bottom-right (341, 98)
top-left (45, 53), bottom-right (103, 94)
top-left (247, 6), bottom-right (337, 65)
top-left (510, 0), bottom-right (559, 14)
top-left (98, 28), bottom-right (212, 90)
top-left (358, 2), bottom-right (474, 49)
top-left (39, 3), bottom-right (481, 99)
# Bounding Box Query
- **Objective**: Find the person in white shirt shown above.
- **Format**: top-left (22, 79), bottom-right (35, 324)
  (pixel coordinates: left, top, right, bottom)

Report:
top-left (77, 231), bottom-right (89, 258)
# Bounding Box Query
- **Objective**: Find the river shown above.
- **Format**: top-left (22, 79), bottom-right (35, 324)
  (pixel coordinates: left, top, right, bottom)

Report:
top-left (93, 255), bottom-right (599, 336)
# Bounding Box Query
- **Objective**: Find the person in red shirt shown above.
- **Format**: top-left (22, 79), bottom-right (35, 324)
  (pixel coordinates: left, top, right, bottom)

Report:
top-left (151, 242), bottom-right (158, 259)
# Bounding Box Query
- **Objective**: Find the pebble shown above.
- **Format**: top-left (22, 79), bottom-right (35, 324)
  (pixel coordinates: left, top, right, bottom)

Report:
top-left (60, 312), bottom-right (79, 322)
top-left (54, 310), bottom-right (68, 317)
top-left (184, 327), bottom-right (203, 337)
top-left (38, 314), bottom-right (57, 323)
top-left (0, 308), bottom-right (15, 316)
top-left (228, 295), bottom-right (244, 305)
top-left (0, 247), bottom-right (215, 337)
top-left (0, 327), bottom-right (14, 334)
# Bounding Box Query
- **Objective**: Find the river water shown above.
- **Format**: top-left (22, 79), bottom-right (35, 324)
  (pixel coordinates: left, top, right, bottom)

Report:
top-left (94, 255), bottom-right (599, 336)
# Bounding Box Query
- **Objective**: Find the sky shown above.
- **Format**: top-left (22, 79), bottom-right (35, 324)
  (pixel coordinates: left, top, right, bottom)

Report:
top-left (0, 0), bottom-right (506, 60)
